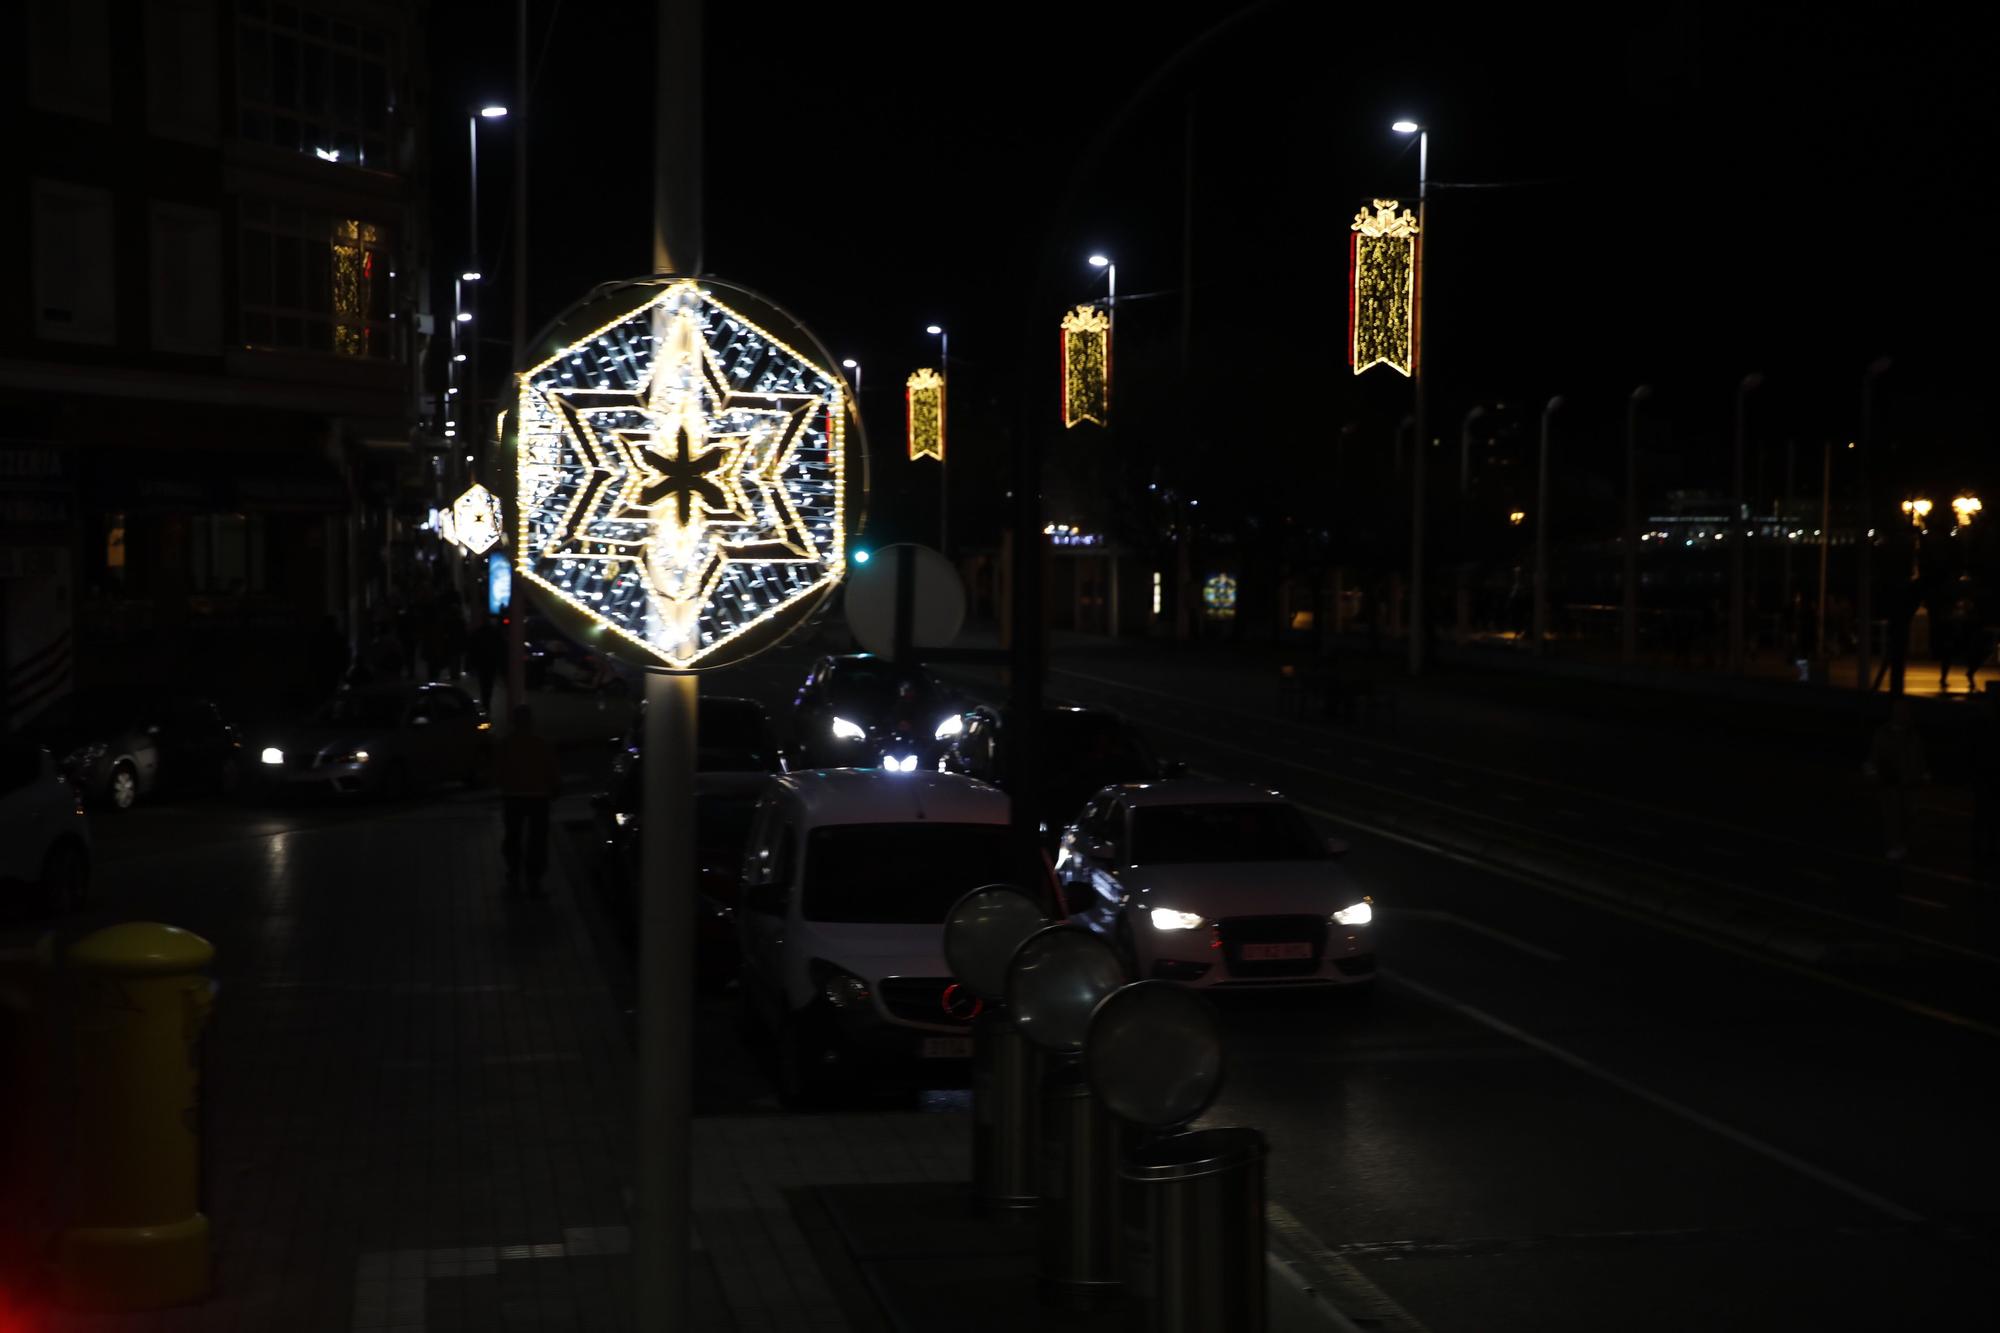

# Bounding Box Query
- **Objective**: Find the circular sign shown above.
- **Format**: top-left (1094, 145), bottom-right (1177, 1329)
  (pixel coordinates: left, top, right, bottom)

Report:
top-left (513, 276), bottom-right (867, 671)
top-left (1084, 981), bottom-right (1225, 1129)
top-left (942, 885), bottom-right (1047, 1000)
top-left (1005, 925), bottom-right (1127, 1054)
top-left (844, 543), bottom-right (966, 655)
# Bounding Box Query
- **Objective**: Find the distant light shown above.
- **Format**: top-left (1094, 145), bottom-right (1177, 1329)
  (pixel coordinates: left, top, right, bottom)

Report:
top-left (456, 311), bottom-right (473, 322)
top-left (1392, 120), bottom-right (1420, 133)
top-left (926, 325), bottom-right (942, 335)
top-left (261, 747), bottom-right (284, 765)
top-left (444, 429), bottom-right (457, 437)
top-left (453, 353), bottom-right (467, 362)
top-left (464, 454), bottom-right (474, 462)
top-left (842, 358), bottom-right (858, 369)
top-left (852, 548), bottom-right (871, 564)
top-left (1088, 254), bottom-right (1111, 268)
top-left (480, 105), bottom-right (509, 118)
top-left (462, 271), bottom-right (482, 281)
top-left (314, 147), bottom-right (340, 161)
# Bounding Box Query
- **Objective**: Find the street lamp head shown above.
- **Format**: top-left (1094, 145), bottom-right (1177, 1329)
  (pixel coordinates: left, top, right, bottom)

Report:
top-left (926, 325), bottom-right (943, 335)
top-left (479, 105), bottom-right (509, 118)
top-left (1392, 120), bottom-right (1421, 134)
top-left (461, 271), bottom-right (482, 282)
top-left (842, 359), bottom-right (858, 369)
top-left (455, 311), bottom-right (473, 323)
top-left (1088, 254), bottom-right (1111, 268)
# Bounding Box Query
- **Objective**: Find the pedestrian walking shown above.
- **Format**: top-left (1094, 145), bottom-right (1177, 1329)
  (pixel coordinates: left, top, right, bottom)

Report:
top-left (1864, 700), bottom-right (1928, 861)
top-left (494, 704), bottom-right (561, 898)
top-left (467, 612), bottom-right (505, 713)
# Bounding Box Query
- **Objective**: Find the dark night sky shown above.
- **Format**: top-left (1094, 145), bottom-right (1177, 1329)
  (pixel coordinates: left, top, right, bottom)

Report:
top-left (430, 0), bottom-right (1994, 543)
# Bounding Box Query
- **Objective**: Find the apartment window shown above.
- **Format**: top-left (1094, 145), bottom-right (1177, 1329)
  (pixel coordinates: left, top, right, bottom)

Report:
top-left (29, 0), bottom-right (111, 121)
top-left (147, 0), bottom-right (220, 144)
top-left (235, 0), bottom-right (396, 170)
top-left (188, 514), bottom-right (268, 595)
top-left (33, 182), bottom-right (117, 345)
top-left (151, 204), bottom-right (223, 354)
top-left (238, 200), bottom-right (396, 359)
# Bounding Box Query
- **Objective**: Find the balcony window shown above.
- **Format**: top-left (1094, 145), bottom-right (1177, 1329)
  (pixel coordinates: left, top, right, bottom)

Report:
top-left (238, 200), bottom-right (395, 359)
top-left (236, 2), bottom-right (395, 170)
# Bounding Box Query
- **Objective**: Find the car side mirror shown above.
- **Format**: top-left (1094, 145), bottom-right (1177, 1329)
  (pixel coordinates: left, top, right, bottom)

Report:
top-left (1325, 836), bottom-right (1350, 857)
top-left (745, 882), bottom-right (786, 915)
top-left (1159, 759), bottom-right (1188, 778)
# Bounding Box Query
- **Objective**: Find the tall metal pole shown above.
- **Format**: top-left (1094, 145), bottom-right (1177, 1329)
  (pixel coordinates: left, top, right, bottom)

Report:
top-left (1857, 356), bottom-right (1890, 694)
top-left (1728, 372), bottom-right (1763, 673)
top-left (639, 2), bottom-right (703, 1330)
top-left (1456, 403), bottom-right (1485, 644)
top-left (505, 1), bottom-right (529, 708)
top-left (1816, 439), bottom-right (1831, 660)
top-left (1781, 437), bottom-right (1796, 658)
top-left (1408, 128), bottom-right (1428, 675)
top-left (1622, 385), bottom-right (1652, 665)
top-left (1532, 396), bottom-right (1563, 654)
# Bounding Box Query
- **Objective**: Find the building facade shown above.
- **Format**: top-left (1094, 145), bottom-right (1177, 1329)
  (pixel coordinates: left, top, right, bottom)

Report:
top-left (2, 0), bottom-right (438, 725)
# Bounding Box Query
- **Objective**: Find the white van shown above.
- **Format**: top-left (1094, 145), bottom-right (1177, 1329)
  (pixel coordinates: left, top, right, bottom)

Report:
top-left (736, 768), bottom-right (1055, 1104)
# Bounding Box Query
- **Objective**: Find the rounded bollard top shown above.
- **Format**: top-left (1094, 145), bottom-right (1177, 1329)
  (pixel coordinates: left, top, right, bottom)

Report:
top-left (1118, 1126), bottom-right (1267, 1183)
top-left (65, 923), bottom-right (215, 976)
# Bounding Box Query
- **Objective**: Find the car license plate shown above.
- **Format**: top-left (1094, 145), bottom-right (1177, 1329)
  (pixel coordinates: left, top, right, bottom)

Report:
top-left (922, 1036), bottom-right (973, 1059)
top-left (1240, 942), bottom-right (1312, 961)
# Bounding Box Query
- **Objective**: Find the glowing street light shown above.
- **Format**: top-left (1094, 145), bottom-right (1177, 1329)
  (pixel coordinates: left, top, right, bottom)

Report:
top-left (841, 358), bottom-right (861, 396)
top-left (479, 105), bottom-right (509, 118)
top-left (1901, 497), bottom-right (1933, 528)
top-left (1951, 494), bottom-right (1981, 526)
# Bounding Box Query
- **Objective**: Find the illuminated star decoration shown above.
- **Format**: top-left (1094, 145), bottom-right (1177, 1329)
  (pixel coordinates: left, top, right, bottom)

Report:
top-left (1349, 198), bottom-right (1420, 377)
top-left (1202, 573), bottom-right (1238, 619)
top-left (451, 482), bottom-right (505, 555)
top-left (1060, 304), bottom-right (1109, 428)
top-left (515, 280), bottom-right (846, 670)
top-left (906, 368), bottom-right (945, 461)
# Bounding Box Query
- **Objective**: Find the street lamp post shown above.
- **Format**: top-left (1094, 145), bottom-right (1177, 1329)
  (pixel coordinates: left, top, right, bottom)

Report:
top-left (1728, 372), bottom-right (1764, 674)
top-left (842, 358), bottom-right (861, 398)
top-left (1456, 404), bottom-right (1485, 644)
top-left (1393, 119), bottom-right (1428, 674)
top-left (1533, 395), bottom-right (1564, 655)
top-left (1623, 385), bottom-right (1653, 665)
top-left (1857, 355), bottom-right (1891, 694)
top-left (927, 324), bottom-right (948, 557)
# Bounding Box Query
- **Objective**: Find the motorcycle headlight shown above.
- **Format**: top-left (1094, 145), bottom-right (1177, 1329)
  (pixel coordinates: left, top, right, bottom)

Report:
top-left (260, 747), bottom-right (285, 765)
top-left (934, 713), bottom-right (964, 740)
top-left (831, 716), bottom-right (866, 741)
top-left (1150, 908), bottom-right (1206, 931)
top-left (1332, 900), bottom-right (1373, 927)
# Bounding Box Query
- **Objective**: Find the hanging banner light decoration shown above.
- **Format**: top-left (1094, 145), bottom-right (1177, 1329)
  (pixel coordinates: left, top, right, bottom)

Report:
top-left (514, 278), bottom-right (862, 671)
top-left (1202, 573), bottom-right (1238, 620)
top-left (451, 481), bottom-right (505, 555)
top-left (1349, 198), bottom-right (1420, 377)
top-left (1060, 304), bottom-right (1110, 428)
top-left (906, 367), bottom-right (945, 461)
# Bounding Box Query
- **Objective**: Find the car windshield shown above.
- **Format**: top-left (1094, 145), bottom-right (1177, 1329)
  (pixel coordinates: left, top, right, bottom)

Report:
top-left (825, 662), bottom-right (942, 710)
top-left (1130, 802), bottom-right (1325, 865)
top-left (802, 822), bottom-right (1035, 923)
top-left (312, 693), bottom-right (407, 728)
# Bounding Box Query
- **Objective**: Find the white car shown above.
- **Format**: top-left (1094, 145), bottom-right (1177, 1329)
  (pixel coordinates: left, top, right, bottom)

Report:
top-left (1057, 779), bottom-right (1374, 991)
top-left (736, 768), bottom-right (1057, 1104)
top-left (0, 740), bottom-right (92, 917)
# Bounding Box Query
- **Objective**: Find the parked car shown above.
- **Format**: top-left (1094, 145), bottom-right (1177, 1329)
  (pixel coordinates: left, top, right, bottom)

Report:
top-left (0, 740), bottom-right (91, 918)
top-left (736, 768), bottom-right (1057, 1104)
top-left (10, 691), bottom-right (162, 811)
top-left (941, 701), bottom-right (1179, 852)
top-left (1057, 779), bottom-right (1375, 991)
top-left (251, 683), bottom-right (488, 798)
top-left (789, 654), bottom-right (961, 771)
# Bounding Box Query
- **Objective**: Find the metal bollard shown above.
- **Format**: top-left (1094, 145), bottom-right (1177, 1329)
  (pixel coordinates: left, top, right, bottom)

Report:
top-left (971, 1007), bottom-right (1041, 1214)
top-left (43, 922), bottom-right (216, 1310)
top-left (1037, 1060), bottom-right (1123, 1307)
top-left (1119, 1127), bottom-right (1267, 1333)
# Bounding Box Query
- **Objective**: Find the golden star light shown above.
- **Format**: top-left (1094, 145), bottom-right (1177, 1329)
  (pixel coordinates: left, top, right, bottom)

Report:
top-left (906, 367), bottom-right (945, 462)
top-left (514, 280), bottom-right (851, 670)
top-left (1349, 198), bottom-right (1419, 377)
top-left (451, 482), bottom-right (504, 555)
top-left (1060, 304), bottom-right (1109, 428)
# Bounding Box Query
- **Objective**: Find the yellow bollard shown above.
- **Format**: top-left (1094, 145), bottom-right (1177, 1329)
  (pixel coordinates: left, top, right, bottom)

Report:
top-left (43, 922), bottom-right (215, 1310)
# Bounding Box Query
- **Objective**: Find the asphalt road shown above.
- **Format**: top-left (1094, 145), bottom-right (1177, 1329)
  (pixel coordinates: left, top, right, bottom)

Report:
top-left (41, 639), bottom-right (1995, 1331)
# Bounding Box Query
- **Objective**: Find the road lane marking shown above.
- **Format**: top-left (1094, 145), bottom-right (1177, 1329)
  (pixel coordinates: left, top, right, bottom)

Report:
top-left (1556, 807), bottom-right (1585, 820)
top-left (1496, 791), bottom-right (1526, 803)
top-left (1900, 895), bottom-right (1949, 910)
top-left (1268, 1202), bottom-right (1432, 1333)
top-left (1625, 825), bottom-right (1660, 838)
top-left (1396, 908), bottom-right (1565, 962)
top-left (1394, 766), bottom-right (1417, 777)
top-left (1445, 778), bottom-right (1468, 789)
top-left (1383, 969), bottom-right (1927, 1224)
top-left (1050, 689), bottom-right (2000, 973)
top-left (1050, 663), bottom-right (1983, 890)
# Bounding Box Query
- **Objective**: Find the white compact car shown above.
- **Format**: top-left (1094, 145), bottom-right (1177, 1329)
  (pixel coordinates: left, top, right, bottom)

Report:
top-left (1057, 779), bottom-right (1374, 991)
top-left (0, 740), bottom-right (92, 918)
top-left (736, 768), bottom-right (1056, 1104)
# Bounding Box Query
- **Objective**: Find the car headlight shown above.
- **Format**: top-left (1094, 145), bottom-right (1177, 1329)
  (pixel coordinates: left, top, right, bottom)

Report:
top-left (812, 960), bottom-right (873, 1009)
top-left (831, 716), bottom-right (866, 741)
top-left (934, 713), bottom-right (964, 740)
top-left (1332, 899), bottom-right (1373, 927)
top-left (881, 754), bottom-right (919, 772)
top-left (337, 749), bottom-right (371, 765)
top-left (260, 747), bottom-right (285, 765)
top-left (1150, 908), bottom-right (1206, 931)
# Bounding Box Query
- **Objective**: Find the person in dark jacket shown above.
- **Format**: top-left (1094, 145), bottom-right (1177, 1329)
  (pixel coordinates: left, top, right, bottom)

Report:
top-left (467, 613), bottom-right (506, 713)
top-left (494, 705), bottom-right (561, 897)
